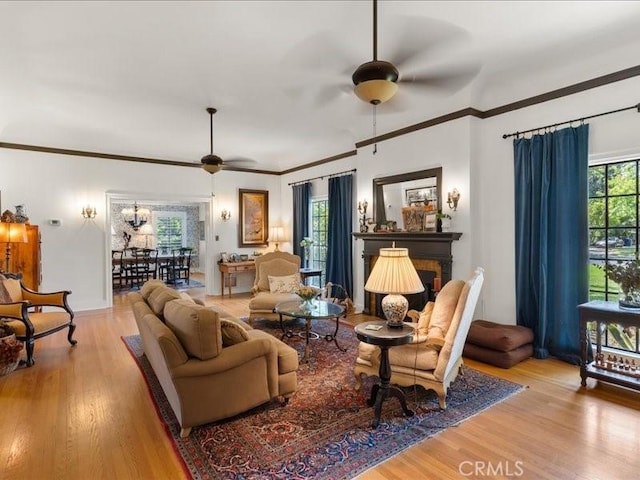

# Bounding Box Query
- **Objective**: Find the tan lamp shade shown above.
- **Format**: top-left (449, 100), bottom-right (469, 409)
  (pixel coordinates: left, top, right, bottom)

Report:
top-left (0, 222), bottom-right (28, 273)
top-left (270, 226), bottom-right (285, 251)
top-left (364, 247), bottom-right (424, 295)
top-left (0, 222), bottom-right (28, 244)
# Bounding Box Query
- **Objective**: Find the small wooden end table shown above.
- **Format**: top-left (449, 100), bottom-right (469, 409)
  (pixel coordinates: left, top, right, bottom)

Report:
top-left (354, 320), bottom-right (415, 427)
top-left (300, 268), bottom-right (322, 285)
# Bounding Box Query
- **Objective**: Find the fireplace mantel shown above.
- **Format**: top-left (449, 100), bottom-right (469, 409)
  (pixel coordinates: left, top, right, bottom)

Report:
top-left (353, 231), bottom-right (462, 317)
top-left (353, 231), bottom-right (462, 244)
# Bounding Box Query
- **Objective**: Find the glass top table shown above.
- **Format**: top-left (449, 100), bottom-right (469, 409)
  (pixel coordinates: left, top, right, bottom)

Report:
top-left (275, 299), bottom-right (346, 362)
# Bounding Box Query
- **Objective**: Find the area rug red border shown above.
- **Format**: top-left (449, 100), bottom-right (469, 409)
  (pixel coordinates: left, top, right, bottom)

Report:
top-left (123, 319), bottom-right (524, 479)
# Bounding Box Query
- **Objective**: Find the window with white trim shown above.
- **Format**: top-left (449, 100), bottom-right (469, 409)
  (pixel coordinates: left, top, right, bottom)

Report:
top-left (153, 211), bottom-right (187, 253)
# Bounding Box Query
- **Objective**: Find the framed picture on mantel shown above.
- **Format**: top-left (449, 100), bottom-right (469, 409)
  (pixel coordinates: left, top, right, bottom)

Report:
top-left (238, 189), bottom-right (269, 248)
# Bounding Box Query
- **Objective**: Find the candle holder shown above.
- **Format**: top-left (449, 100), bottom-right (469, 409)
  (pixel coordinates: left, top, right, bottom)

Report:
top-left (358, 200), bottom-right (368, 233)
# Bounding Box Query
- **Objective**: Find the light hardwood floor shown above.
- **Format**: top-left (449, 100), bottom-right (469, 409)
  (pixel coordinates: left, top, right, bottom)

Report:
top-left (1, 279), bottom-right (640, 479)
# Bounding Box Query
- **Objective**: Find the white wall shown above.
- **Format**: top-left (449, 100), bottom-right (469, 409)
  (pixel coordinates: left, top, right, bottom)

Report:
top-left (0, 149), bottom-right (280, 310)
top-left (4, 76), bottom-right (640, 322)
top-left (279, 76), bottom-right (640, 325)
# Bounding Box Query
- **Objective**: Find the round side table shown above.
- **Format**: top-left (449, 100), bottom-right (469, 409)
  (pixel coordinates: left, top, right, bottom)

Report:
top-left (354, 320), bottom-right (415, 427)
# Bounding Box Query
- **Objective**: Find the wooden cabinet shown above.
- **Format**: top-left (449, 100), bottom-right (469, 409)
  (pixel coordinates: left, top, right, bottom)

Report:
top-left (9, 224), bottom-right (41, 291)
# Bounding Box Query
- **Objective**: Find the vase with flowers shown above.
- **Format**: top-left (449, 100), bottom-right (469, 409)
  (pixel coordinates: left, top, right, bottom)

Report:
top-left (600, 256), bottom-right (640, 310)
top-left (300, 237), bottom-right (314, 269)
top-left (0, 322), bottom-right (23, 376)
top-left (296, 285), bottom-right (319, 310)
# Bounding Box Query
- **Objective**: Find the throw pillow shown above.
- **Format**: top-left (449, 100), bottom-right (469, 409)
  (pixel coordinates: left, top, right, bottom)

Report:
top-left (425, 279), bottom-right (465, 349)
top-left (220, 319), bottom-right (249, 347)
top-left (0, 274), bottom-right (13, 304)
top-left (268, 274), bottom-right (300, 293)
top-left (416, 301), bottom-right (435, 335)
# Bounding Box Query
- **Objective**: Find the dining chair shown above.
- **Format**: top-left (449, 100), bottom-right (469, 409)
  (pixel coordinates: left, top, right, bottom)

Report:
top-left (164, 247), bottom-right (192, 285)
top-left (111, 249), bottom-right (125, 289)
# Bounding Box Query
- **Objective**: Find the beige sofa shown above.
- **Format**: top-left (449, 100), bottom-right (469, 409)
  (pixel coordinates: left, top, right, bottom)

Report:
top-left (128, 280), bottom-right (298, 437)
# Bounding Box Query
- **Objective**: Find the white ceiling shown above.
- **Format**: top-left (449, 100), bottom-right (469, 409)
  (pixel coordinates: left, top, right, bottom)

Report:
top-left (1, 1), bottom-right (640, 173)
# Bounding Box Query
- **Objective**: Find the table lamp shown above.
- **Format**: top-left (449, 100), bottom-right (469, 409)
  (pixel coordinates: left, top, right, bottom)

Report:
top-left (270, 226), bottom-right (285, 252)
top-left (138, 224), bottom-right (154, 248)
top-left (364, 246), bottom-right (424, 328)
top-left (0, 222), bottom-right (28, 273)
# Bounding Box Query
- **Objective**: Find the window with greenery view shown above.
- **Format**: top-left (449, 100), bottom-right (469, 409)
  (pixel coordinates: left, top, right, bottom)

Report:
top-left (588, 159), bottom-right (639, 353)
top-left (153, 211), bottom-right (187, 253)
top-left (309, 198), bottom-right (328, 287)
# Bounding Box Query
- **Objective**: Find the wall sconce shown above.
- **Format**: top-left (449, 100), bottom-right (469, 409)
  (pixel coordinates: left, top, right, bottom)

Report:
top-left (357, 199), bottom-right (368, 233)
top-left (81, 205), bottom-right (97, 219)
top-left (447, 188), bottom-right (461, 211)
top-left (221, 209), bottom-right (231, 221)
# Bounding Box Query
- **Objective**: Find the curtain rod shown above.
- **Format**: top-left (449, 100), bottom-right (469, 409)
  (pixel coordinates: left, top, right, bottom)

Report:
top-left (502, 103), bottom-right (640, 139)
top-left (288, 168), bottom-right (356, 186)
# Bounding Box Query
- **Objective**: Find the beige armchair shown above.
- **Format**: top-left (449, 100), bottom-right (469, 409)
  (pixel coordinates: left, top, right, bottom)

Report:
top-left (354, 267), bottom-right (484, 409)
top-left (248, 251), bottom-right (302, 324)
top-left (0, 273), bottom-right (76, 366)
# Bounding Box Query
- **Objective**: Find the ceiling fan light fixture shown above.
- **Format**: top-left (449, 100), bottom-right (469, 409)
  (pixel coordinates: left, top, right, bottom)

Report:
top-left (201, 153), bottom-right (224, 174)
top-left (201, 107), bottom-right (225, 174)
top-left (352, 60), bottom-right (399, 105)
top-left (354, 79), bottom-right (399, 105)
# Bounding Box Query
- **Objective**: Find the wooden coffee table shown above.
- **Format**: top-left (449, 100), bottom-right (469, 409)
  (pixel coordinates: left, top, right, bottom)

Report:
top-left (275, 299), bottom-right (346, 362)
top-left (354, 320), bottom-right (415, 427)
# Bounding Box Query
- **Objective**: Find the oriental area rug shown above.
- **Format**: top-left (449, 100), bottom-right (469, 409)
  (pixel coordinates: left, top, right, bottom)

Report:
top-left (123, 318), bottom-right (524, 480)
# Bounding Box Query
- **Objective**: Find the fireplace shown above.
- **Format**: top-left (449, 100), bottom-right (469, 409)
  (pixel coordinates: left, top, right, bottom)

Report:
top-left (353, 232), bottom-right (462, 319)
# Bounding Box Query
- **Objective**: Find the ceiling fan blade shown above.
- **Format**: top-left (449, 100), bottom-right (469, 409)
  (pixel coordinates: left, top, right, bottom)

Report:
top-left (399, 61), bottom-right (481, 94)
top-left (224, 157), bottom-right (258, 166)
top-left (314, 83), bottom-right (353, 107)
top-left (385, 15), bottom-right (472, 71)
top-left (281, 31), bottom-right (361, 73)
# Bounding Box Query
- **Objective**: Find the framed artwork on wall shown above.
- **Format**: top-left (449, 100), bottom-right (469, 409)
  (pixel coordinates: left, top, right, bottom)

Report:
top-left (238, 189), bottom-right (269, 247)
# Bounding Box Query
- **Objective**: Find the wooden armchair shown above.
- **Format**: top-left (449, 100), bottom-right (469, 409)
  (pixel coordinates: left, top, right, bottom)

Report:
top-left (0, 273), bottom-right (76, 366)
top-left (248, 251), bottom-right (302, 324)
top-left (354, 267), bottom-right (484, 409)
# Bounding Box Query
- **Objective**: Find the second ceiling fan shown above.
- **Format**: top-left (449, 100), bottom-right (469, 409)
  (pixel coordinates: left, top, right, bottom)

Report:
top-left (200, 107), bottom-right (256, 174)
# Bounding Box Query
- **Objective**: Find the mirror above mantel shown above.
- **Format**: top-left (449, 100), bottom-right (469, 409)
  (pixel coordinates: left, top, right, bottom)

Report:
top-left (373, 167), bottom-right (442, 231)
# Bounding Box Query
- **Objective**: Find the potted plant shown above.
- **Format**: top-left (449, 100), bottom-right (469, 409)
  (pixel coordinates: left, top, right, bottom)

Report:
top-left (0, 322), bottom-right (23, 376)
top-left (601, 256), bottom-right (640, 309)
top-left (436, 210), bottom-right (452, 232)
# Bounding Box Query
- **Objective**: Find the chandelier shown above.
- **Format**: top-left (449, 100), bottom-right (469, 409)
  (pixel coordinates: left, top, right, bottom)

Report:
top-left (121, 202), bottom-right (150, 231)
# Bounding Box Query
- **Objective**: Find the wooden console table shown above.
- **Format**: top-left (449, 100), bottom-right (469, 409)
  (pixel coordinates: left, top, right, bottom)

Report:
top-left (578, 300), bottom-right (640, 391)
top-left (218, 261), bottom-right (256, 297)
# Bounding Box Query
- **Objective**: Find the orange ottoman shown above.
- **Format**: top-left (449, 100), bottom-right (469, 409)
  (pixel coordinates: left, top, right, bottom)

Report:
top-left (463, 320), bottom-right (534, 368)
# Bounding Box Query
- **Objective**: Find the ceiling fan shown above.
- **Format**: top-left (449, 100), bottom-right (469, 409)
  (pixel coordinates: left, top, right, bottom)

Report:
top-left (348, 0), bottom-right (480, 107)
top-left (200, 107), bottom-right (256, 174)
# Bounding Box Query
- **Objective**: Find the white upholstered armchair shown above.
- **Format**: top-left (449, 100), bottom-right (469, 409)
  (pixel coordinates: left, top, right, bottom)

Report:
top-left (354, 267), bottom-right (484, 409)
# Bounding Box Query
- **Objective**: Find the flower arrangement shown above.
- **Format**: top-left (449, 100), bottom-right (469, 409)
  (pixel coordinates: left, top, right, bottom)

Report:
top-left (599, 256), bottom-right (640, 308)
top-left (296, 286), bottom-right (319, 302)
top-left (299, 237), bottom-right (314, 249)
top-left (300, 237), bottom-right (314, 267)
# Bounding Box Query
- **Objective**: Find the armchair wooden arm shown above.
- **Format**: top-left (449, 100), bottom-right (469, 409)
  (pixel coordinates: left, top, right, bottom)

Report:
top-left (0, 275), bottom-right (75, 367)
